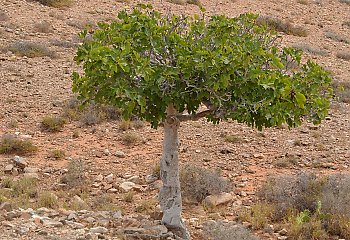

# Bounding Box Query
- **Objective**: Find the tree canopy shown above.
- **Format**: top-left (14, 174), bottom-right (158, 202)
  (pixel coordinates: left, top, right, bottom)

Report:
top-left (73, 5), bottom-right (332, 129)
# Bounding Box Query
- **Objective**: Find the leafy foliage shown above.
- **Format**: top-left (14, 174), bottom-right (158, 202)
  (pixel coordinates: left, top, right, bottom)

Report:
top-left (73, 5), bottom-right (332, 129)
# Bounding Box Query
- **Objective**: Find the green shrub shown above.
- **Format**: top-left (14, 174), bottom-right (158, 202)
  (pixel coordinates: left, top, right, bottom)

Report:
top-left (49, 149), bottom-right (66, 159)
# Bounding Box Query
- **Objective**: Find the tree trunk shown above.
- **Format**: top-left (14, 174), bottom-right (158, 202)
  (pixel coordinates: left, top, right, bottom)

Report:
top-left (159, 105), bottom-right (190, 240)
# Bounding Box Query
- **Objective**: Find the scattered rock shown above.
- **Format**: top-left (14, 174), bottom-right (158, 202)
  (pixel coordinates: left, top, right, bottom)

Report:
top-left (105, 173), bottom-right (114, 184)
top-left (204, 193), bottom-right (233, 207)
top-left (145, 174), bottom-right (158, 184)
top-left (4, 164), bottom-right (14, 174)
top-left (119, 181), bottom-right (136, 192)
top-left (24, 167), bottom-right (39, 173)
top-left (0, 202), bottom-right (12, 212)
top-left (115, 151), bottom-right (126, 158)
top-left (90, 226), bottom-right (108, 234)
top-left (23, 173), bottom-right (39, 180)
top-left (12, 156), bottom-right (27, 169)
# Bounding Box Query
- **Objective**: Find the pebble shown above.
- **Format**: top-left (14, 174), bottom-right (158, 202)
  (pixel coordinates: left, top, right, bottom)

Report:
top-left (90, 226), bottom-right (108, 234)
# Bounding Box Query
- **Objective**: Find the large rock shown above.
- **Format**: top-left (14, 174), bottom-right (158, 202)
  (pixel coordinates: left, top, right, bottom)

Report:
top-left (0, 202), bottom-right (12, 212)
top-left (203, 193), bottom-right (233, 207)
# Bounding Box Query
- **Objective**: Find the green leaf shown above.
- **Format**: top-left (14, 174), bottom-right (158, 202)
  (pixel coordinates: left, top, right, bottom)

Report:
top-left (295, 92), bottom-right (306, 108)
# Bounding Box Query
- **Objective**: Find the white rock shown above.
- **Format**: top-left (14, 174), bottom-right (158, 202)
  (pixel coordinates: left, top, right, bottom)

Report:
top-left (119, 181), bottom-right (136, 192)
top-left (90, 226), bottom-right (108, 234)
top-left (204, 193), bottom-right (233, 207)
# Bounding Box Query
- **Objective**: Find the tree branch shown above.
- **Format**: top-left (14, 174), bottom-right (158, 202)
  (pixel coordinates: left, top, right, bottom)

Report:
top-left (176, 109), bottom-right (212, 122)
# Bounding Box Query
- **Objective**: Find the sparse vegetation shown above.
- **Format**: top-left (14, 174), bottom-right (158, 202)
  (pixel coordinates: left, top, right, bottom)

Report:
top-left (167, 0), bottom-right (186, 5)
top-left (32, 0), bottom-right (73, 8)
top-left (120, 132), bottom-right (141, 145)
top-left (224, 134), bottom-right (241, 143)
top-left (297, 0), bottom-right (309, 4)
top-left (203, 221), bottom-right (259, 240)
top-left (256, 16), bottom-right (308, 37)
top-left (49, 149), bottom-right (66, 159)
top-left (244, 172), bottom-right (350, 239)
top-left (5, 41), bottom-right (55, 58)
top-left (8, 119), bottom-right (18, 129)
top-left (0, 134), bottom-right (38, 155)
top-left (0, 11), bottom-right (9, 21)
top-left (50, 39), bottom-right (77, 48)
top-left (37, 191), bottom-right (58, 208)
top-left (292, 43), bottom-right (328, 56)
top-left (180, 165), bottom-right (231, 202)
top-left (33, 21), bottom-right (52, 33)
top-left (0, 176), bottom-right (38, 208)
top-left (339, 0), bottom-right (350, 5)
top-left (119, 120), bottom-right (132, 131)
top-left (325, 31), bottom-right (349, 44)
top-left (60, 160), bottom-right (85, 188)
top-left (343, 21), bottom-right (350, 28)
top-left (123, 191), bottom-right (135, 202)
top-left (91, 194), bottom-right (121, 211)
top-left (336, 51), bottom-right (350, 61)
top-left (135, 199), bottom-right (157, 214)
top-left (332, 81), bottom-right (350, 103)
top-left (41, 116), bottom-right (66, 132)
top-left (274, 154), bottom-right (299, 167)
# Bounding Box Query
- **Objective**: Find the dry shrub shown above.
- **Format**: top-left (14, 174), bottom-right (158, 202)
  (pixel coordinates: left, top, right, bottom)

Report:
top-left (325, 31), bottom-right (349, 44)
top-left (32, 0), bottom-right (73, 8)
top-left (239, 203), bottom-right (275, 229)
top-left (180, 164), bottom-right (231, 202)
top-left (37, 191), bottom-right (58, 208)
top-left (332, 81), bottom-right (350, 103)
top-left (41, 116), bottom-right (66, 132)
top-left (6, 41), bottom-right (56, 58)
top-left (339, 0), bottom-right (350, 4)
top-left (0, 134), bottom-right (38, 155)
top-left (50, 39), bottom-right (77, 48)
top-left (256, 16), bottom-right (308, 37)
top-left (120, 132), bottom-right (141, 145)
top-left (336, 51), bottom-right (350, 61)
top-left (48, 149), bottom-right (66, 159)
top-left (202, 221), bottom-right (259, 240)
top-left (257, 172), bottom-right (323, 220)
top-left (33, 21), bottom-right (52, 33)
top-left (60, 160), bottom-right (85, 188)
top-left (0, 11), bottom-right (9, 21)
top-left (292, 43), bottom-right (328, 56)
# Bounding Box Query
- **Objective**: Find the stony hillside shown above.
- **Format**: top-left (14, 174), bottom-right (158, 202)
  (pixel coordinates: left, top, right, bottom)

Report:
top-left (0, 0), bottom-right (349, 239)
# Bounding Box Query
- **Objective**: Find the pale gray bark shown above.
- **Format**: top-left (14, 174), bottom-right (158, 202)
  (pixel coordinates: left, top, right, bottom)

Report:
top-left (159, 105), bottom-right (190, 240)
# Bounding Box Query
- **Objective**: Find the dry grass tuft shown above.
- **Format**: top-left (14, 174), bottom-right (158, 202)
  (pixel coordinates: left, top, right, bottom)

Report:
top-left (203, 221), bottom-right (259, 240)
top-left (0, 11), bottom-right (9, 21)
top-left (48, 149), bottom-right (66, 160)
top-left (41, 116), bottom-right (66, 132)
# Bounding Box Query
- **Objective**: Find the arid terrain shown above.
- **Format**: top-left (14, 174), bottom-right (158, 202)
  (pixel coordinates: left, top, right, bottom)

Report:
top-left (0, 0), bottom-right (349, 239)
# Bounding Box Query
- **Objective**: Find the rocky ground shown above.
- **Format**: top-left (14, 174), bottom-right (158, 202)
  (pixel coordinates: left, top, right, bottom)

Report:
top-left (0, 0), bottom-right (349, 239)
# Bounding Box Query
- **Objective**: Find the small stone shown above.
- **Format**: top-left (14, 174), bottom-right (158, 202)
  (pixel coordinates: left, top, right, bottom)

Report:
top-left (4, 164), bottom-right (14, 174)
top-left (42, 219), bottom-right (63, 227)
top-left (103, 149), bottom-right (110, 156)
top-left (112, 211), bottom-right (122, 219)
top-left (95, 174), bottom-right (103, 182)
top-left (107, 188), bottom-right (118, 193)
top-left (13, 156), bottom-right (27, 169)
top-left (66, 221), bottom-right (85, 229)
top-left (105, 174), bottom-right (114, 184)
top-left (127, 176), bottom-right (140, 184)
top-left (195, 149), bottom-right (201, 153)
top-left (0, 202), bottom-right (12, 212)
top-left (115, 151), bottom-right (126, 158)
top-left (277, 237), bottom-right (288, 240)
top-left (119, 181), bottom-right (136, 192)
top-left (279, 228), bottom-right (288, 236)
top-left (73, 195), bottom-right (86, 206)
top-left (145, 174), bottom-right (158, 184)
top-left (90, 226), bottom-right (108, 234)
top-left (204, 193), bottom-right (233, 207)
top-left (67, 212), bottom-right (76, 220)
top-left (85, 217), bottom-right (95, 223)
